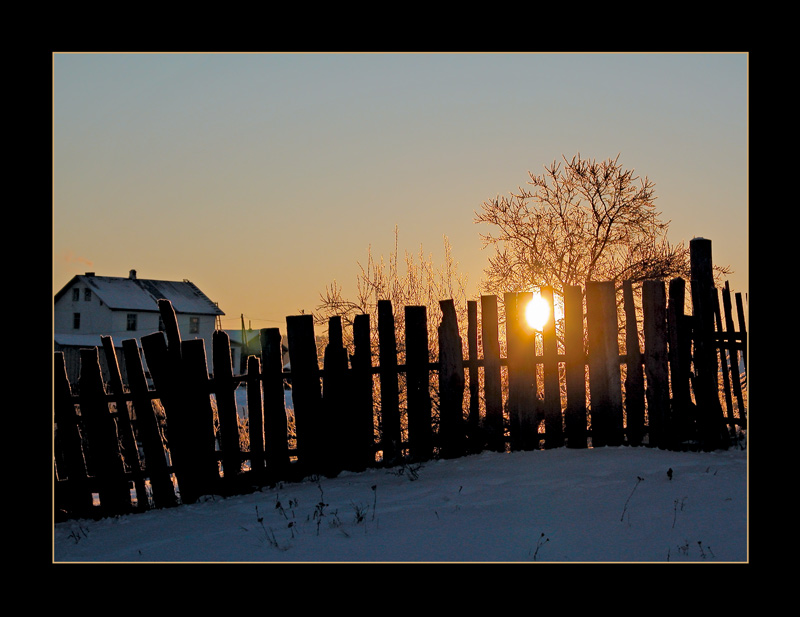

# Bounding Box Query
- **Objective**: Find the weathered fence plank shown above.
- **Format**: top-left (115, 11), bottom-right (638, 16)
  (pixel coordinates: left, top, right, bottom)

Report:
top-left (54, 352), bottom-right (94, 519)
top-left (180, 338), bottom-right (222, 499)
top-left (101, 336), bottom-right (147, 511)
top-left (350, 314), bottom-right (376, 469)
top-left (689, 238), bottom-right (729, 451)
top-left (667, 277), bottom-right (693, 446)
top-left (213, 330), bottom-right (242, 486)
top-left (79, 347), bottom-right (132, 515)
top-left (564, 285), bottom-right (588, 448)
top-left (377, 300), bottom-right (402, 464)
top-left (246, 355), bottom-right (265, 477)
top-left (466, 300), bottom-right (482, 453)
top-left (505, 292), bottom-right (539, 450)
top-left (721, 282), bottom-right (746, 424)
top-left (541, 286), bottom-right (563, 448)
top-left (480, 294), bottom-right (504, 452)
top-left (121, 338), bottom-right (177, 508)
top-left (586, 281), bottom-right (624, 447)
top-left (286, 314), bottom-right (323, 474)
top-left (323, 316), bottom-right (349, 476)
top-left (260, 328), bottom-right (290, 477)
top-left (405, 305), bottom-right (433, 462)
top-left (622, 281), bottom-right (645, 446)
top-left (438, 299), bottom-right (466, 458)
top-left (642, 280), bottom-right (671, 449)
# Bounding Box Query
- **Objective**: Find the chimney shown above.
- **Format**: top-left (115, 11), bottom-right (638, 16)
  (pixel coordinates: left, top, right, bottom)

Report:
top-left (85, 272), bottom-right (95, 277)
top-left (129, 269), bottom-right (137, 280)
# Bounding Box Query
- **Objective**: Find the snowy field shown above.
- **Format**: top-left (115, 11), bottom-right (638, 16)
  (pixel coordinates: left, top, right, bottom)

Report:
top-left (53, 445), bottom-right (747, 563)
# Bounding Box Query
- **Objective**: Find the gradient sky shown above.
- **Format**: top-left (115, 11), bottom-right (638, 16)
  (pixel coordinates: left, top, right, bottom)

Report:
top-left (53, 52), bottom-right (748, 333)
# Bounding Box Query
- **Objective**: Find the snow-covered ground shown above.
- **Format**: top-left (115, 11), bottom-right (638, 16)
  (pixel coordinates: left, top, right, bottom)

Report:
top-left (53, 445), bottom-right (747, 563)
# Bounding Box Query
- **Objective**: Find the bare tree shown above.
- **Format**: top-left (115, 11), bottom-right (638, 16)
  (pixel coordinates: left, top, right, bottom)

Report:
top-left (315, 225), bottom-right (469, 356)
top-left (474, 153), bottom-right (706, 297)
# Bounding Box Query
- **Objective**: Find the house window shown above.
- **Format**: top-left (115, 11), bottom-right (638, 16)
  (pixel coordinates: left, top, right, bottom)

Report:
top-left (84, 288), bottom-right (92, 301)
top-left (72, 288), bottom-right (80, 301)
top-left (73, 313), bottom-right (80, 329)
top-left (189, 316), bottom-right (200, 334)
top-left (127, 313), bottom-right (138, 331)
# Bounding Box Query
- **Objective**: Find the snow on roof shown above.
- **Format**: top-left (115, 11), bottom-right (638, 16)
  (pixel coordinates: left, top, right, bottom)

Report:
top-left (54, 333), bottom-right (114, 348)
top-left (56, 272), bottom-right (225, 316)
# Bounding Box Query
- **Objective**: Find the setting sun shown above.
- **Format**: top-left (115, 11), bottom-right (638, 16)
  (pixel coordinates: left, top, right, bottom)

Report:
top-left (525, 293), bottom-right (550, 331)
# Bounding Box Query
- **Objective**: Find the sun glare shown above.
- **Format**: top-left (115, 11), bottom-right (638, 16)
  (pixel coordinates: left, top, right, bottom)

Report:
top-left (525, 293), bottom-right (551, 331)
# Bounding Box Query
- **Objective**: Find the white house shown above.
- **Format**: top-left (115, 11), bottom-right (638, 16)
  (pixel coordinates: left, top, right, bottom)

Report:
top-left (54, 269), bottom-right (225, 383)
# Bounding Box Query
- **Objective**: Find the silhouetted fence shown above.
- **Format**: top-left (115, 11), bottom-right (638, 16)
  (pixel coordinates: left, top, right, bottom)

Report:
top-left (54, 238), bottom-right (747, 521)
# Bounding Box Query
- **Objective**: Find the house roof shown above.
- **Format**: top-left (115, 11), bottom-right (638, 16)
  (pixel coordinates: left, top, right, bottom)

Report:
top-left (54, 271), bottom-right (225, 316)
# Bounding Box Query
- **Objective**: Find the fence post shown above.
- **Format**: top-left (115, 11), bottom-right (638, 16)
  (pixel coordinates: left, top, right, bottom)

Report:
top-left (286, 314), bottom-right (324, 475)
top-left (642, 280), bottom-right (671, 449)
top-left (540, 286), bottom-right (563, 448)
top-left (79, 347), bottom-right (132, 516)
top-left (505, 292), bottom-right (538, 450)
top-left (213, 330), bottom-right (242, 487)
top-left (101, 336), bottom-right (147, 511)
top-left (121, 338), bottom-right (177, 508)
top-left (54, 352), bottom-right (94, 519)
top-left (405, 305), bottom-right (433, 462)
top-left (721, 282), bottom-right (746, 427)
top-left (689, 238), bottom-right (729, 451)
top-left (246, 355), bottom-right (265, 478)
top-left (351, 314), bottom-right (376, 469)
top-left (260, 328), bottom-right (290, 478)
top-left (438, 299), bottom-right (466, 458)
top-left (586, 281), bottom-right (624, 447)
top-left (377, 300), bottom-right (402, 464)
top-left (564, 285), bottom-right (588, 448)
top-left (323, 316), bottom-right (349, 476)
top-left (668, 278), bottom-right (693, 446)
top-left (180, 338), bottom-right (222, 500)
top-left (480, 295), bottom-right (504, 452)
top-left (622, 281), bottom-right (645, 446)
top-left (466, 300), bottom-right (482, 453)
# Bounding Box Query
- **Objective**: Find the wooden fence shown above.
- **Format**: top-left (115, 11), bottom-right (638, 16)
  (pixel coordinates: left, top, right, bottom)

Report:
top-left (53, 238), bottom-right (747, 521)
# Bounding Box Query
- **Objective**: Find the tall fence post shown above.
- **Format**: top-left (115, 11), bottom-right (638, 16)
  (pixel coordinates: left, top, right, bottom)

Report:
top-left (690, 237), bottom-right (729, 451)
